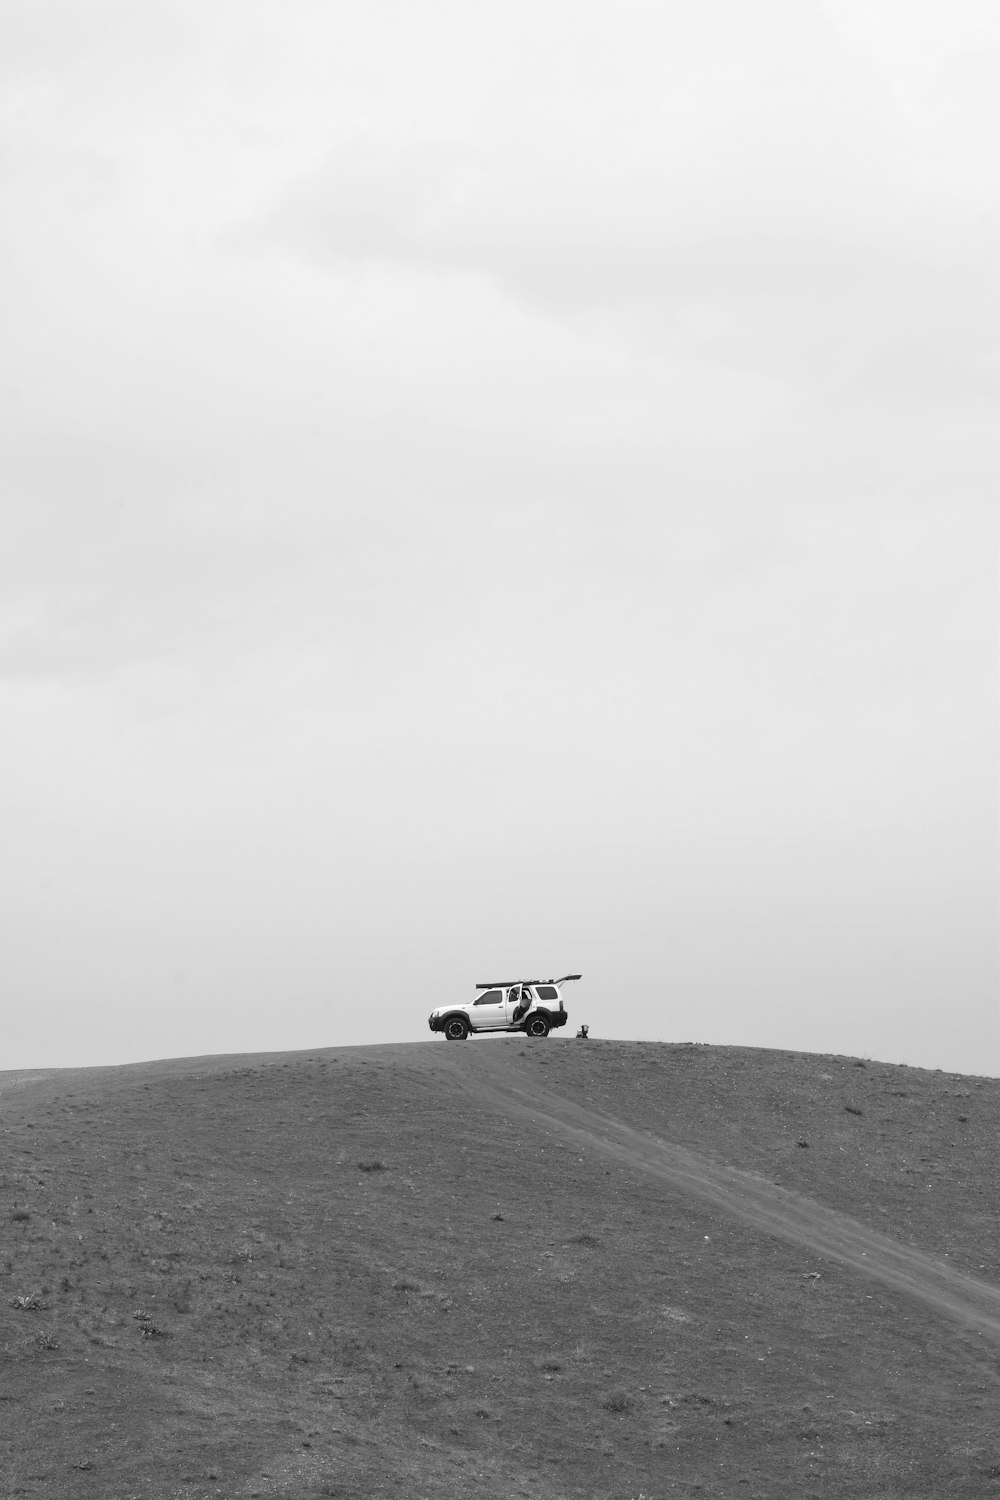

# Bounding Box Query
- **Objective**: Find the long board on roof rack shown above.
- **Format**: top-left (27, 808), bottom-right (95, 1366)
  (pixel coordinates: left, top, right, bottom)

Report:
top-left (428, 974), bottom-right (581, 1041)
top-left (474, 974), bottom-right (582, 989)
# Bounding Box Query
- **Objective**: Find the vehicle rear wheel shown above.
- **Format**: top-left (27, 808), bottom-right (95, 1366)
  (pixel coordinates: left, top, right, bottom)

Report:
top-left (525, 1014), bottom-right (550, 1038)
top-left (444, 1016), bottom-right (470, 1041)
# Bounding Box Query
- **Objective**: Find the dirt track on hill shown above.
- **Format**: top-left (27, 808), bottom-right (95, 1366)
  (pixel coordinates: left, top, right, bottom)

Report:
top-left (5, 1040), bottom-right (1000, 1348)
top-left (420, 1042), bottom-right (1000, 1346)
top-left (5, 1044), bottom-right (1000, 1350)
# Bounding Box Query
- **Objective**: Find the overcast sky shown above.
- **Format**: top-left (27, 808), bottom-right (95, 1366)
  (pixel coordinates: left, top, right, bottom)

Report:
top-left (2, 0), bottom-right (997, 1074)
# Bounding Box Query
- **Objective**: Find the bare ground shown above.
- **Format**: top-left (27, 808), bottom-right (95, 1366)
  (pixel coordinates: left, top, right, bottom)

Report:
top-left (1, 1037), bottom-right (999, 1498)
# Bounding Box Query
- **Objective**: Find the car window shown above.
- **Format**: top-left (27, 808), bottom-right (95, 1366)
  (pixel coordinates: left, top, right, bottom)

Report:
top-left (535, 985), bottom-right (558, 1001)
top-left (474, 990), bottom-right (502, 1006)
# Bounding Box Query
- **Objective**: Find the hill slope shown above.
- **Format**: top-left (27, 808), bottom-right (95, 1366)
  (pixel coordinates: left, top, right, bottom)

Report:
top-left (2, 1040), bottom-right (999, 1499)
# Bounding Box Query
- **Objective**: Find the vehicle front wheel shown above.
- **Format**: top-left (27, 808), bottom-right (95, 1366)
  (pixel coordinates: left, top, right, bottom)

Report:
top-left (525, 1014), bottom-right (550, 1038)
top-left (444, 1016), bottom-right (470, 1041)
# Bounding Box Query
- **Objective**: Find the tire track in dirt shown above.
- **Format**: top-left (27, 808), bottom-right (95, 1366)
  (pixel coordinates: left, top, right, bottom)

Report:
top-left (8, 1043), bottom-right (999, 1344)
top-left (434, 1046), bottom-right (1000, 1345)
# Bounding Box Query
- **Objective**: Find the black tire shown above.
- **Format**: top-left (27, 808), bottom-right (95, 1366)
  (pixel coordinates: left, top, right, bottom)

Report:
top-left (444, 1015), bottom-right (470, 1041)
top-left (525, 1013), bottom-right (550, 1038)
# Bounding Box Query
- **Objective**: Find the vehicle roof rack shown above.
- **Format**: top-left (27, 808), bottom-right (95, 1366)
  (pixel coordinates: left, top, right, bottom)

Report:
top-left (475, 974), bottom-right (581, 989)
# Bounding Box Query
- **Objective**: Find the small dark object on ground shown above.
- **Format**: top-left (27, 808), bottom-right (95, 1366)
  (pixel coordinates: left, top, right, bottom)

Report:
top-left (797, 1139), bottom-right (809, 1148)
top-left (357, 1161), bottom-right (386, 1173)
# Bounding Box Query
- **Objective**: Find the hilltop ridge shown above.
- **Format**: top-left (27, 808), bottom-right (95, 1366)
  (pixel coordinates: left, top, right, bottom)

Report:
top-left (2, 1040), bottom-right (999, 1497)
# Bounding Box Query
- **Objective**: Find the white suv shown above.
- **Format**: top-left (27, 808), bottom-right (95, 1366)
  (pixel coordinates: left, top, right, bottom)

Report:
top-left (428, 975), bottom-right (580, 1041)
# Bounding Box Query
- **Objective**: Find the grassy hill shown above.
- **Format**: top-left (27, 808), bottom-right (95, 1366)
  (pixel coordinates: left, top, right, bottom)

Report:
top-left (2, 1038), bottom-right (999, 1498)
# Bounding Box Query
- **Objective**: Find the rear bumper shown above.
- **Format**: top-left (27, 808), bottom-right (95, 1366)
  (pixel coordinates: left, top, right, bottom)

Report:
top-left (511, 1008), bottom-right (567, 1032)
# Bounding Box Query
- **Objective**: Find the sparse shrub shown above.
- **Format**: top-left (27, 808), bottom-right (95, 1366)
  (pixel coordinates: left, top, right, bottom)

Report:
top-left (10, 1210), bottom-right (30, 1223)
top-left (570, 1233), bottom-right (600, 1248)
top-left (844, 1105), bottom-right (863, 1116)
top-left (131, 1307), bottom-right (166, 1339)
top-left (602, 1390), bottom-right (634, 1414)
top-left (357, 1161), bottom-right (386, 1173)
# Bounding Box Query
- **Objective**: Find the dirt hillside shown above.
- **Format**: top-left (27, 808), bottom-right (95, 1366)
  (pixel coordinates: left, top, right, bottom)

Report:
top-left (2, 1038), bottom-right (999, 1499)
